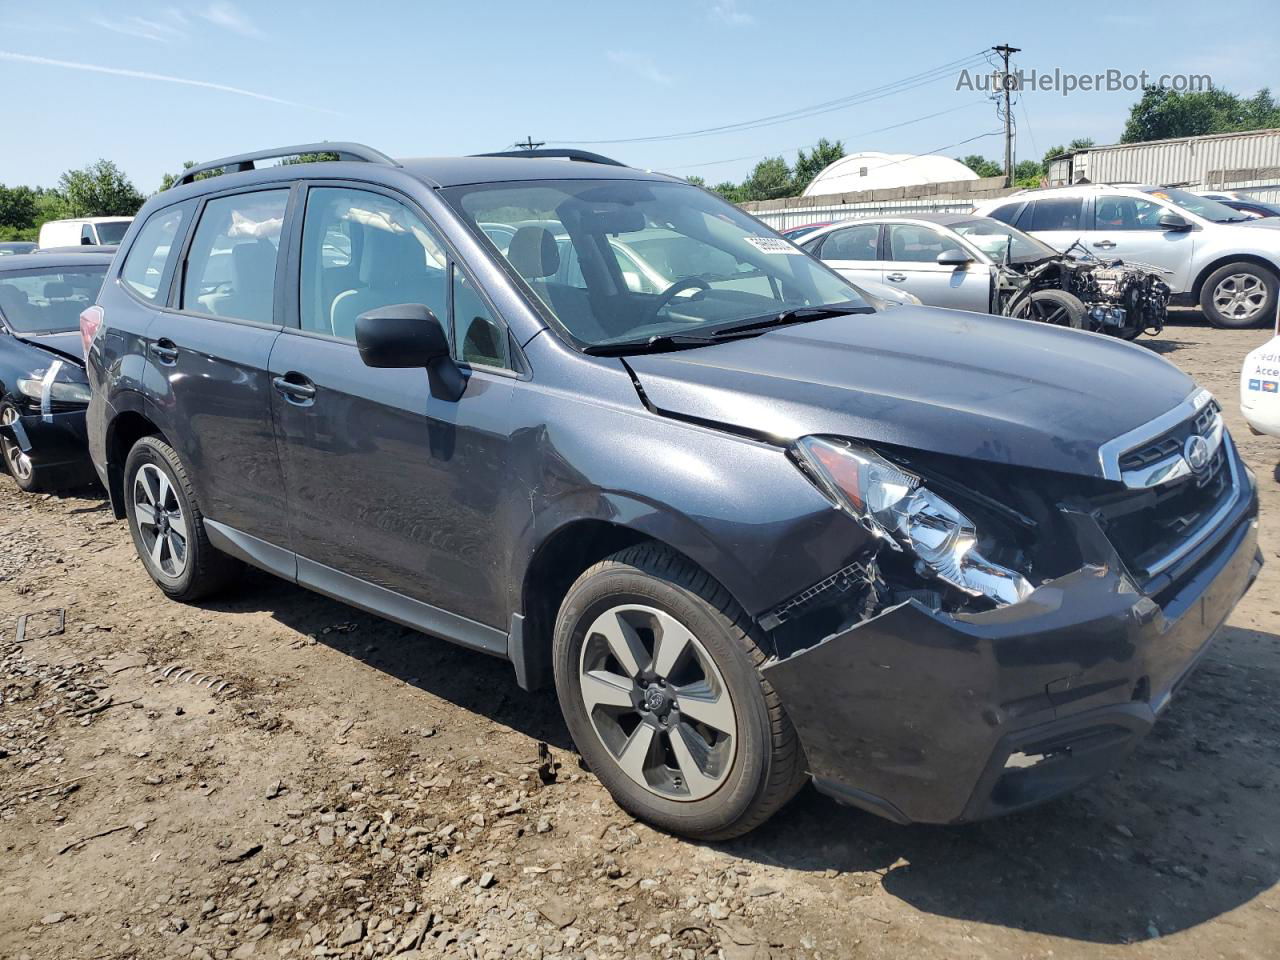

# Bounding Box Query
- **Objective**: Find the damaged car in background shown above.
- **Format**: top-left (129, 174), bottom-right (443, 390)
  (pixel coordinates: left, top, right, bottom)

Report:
top-left (0, 252), bottom-right (110, 491)
top-left (802, 213), bottom-right (1169, 338)
top-left (87, 146), bottom-right (1260, 839)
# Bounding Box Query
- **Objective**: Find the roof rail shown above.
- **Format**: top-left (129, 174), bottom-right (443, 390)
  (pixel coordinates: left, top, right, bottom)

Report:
top-left (171, 142), bottom-right (397, 188)
top-left (471, 148), bottom-right (627, 167)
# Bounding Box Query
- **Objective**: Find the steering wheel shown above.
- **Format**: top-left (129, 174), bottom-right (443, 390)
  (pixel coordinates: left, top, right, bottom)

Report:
top-left (645, 277), bottom-right (710, 324)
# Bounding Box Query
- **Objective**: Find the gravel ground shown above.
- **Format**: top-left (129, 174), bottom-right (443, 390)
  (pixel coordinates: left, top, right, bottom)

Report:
top-left (2, 314), bottom-right (1278, 960)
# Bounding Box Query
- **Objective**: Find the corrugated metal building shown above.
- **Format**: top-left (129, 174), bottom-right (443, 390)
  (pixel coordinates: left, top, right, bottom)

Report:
top-left (1048, 128), bottom-right (1280, 199)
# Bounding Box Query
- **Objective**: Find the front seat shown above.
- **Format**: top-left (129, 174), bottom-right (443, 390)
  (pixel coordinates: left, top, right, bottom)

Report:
top-left (330, 230), bottom-right (443, 340)
top-left (506, 226), bottom-right (560, 283)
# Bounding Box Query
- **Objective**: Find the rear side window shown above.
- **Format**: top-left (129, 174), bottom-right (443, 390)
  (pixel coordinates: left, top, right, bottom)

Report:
top-left (181, 190), bottom-right (289, 324)
top-left (121, 204), bottom-right (189, 301)
top-left (1027, 197), bottom-right (1083, 231)
top-left (820, 223), bottom-right (880, 261)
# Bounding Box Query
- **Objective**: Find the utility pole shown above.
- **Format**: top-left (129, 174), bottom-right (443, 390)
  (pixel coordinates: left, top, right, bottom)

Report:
top-left (992, 44), bottom-right (1021, 187)
top-left (516, 136), bottom-right (545, 151)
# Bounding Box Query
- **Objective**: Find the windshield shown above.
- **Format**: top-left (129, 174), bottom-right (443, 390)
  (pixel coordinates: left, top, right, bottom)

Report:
top-left (0, 266), bottom-right (107, 333)
top-left (948, 218), bottom-right (1058, 263)
top-left (1144, 188), bottom-right (1249, 224)
top-left (95, 221), bottom-right (131, 244)
top-left (443, 178), bottom-right (866, 349)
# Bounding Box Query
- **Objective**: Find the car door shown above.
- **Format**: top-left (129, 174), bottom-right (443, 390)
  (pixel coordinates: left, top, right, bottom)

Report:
top-left (881, 223), bottom-right (989, 311)
top-left (1083, 193), bottom-right (1196, 292)
top-left (269, 183), bottom-right (516, 628)
top-left (148, 187), bottom-right (292, 547)
top-left (807, 222), bottom-right (884, 289)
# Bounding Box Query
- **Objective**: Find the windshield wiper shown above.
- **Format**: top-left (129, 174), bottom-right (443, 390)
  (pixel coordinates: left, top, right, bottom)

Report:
top-left (582, 333), bottom-right (719, 356)
top-left (710, 304), bottom-right (870, 338)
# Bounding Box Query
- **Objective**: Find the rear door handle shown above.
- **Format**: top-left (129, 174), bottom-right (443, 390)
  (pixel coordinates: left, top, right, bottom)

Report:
top-left (272, 373), bottom-right (316, 404)
top-left (149, 339), bottom-right (179, 364)
top-left (1092, 240), bottom-right (1117, 249)
top-left (886, 273), bottom-right (907, 283)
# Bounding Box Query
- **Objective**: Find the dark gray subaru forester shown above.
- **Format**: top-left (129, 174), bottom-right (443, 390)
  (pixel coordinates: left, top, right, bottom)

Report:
top-left (84, 143), bottom-right (1261, 839)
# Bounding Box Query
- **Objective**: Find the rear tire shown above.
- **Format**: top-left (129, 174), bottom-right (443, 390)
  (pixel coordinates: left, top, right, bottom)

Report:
top-left (1199, 262), bottom-right (1277, 329)
top-left (552, 544), bottom-right (806, 840)
top-left (1009, 289), bottom-right (1087, 329)
top-left (123, 435), bottom-right (241, 602)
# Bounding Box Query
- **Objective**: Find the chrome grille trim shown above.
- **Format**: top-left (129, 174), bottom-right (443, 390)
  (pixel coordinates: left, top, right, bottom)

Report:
top-left (1098, 387), bottom-right (1213, 483)
top-left (1139, 433), bottom-right (1241, 579)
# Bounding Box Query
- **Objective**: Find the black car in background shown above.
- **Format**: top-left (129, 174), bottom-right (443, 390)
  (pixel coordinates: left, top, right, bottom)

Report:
top-left (85, 144), bottom-right (1260, 839)
top-left (0, 252), bottom-right (110, 490)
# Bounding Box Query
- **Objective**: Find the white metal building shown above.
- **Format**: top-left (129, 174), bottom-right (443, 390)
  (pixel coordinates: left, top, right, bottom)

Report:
top-left (802, 152), bottom-right (978, 197)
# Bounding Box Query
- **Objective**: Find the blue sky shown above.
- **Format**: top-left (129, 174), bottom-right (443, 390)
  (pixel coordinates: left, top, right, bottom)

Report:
top-left (0, 0), bottom-right (1274, 193)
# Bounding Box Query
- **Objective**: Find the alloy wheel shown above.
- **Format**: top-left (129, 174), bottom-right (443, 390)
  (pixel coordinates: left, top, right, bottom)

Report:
top-left (578, 604), bottom-right (737, 801)
top-left (0, 406), bottom-right (32, 482)
top-left (133, 463), bottom-right (189, 578)
top-left (1212, 273), bottom-right (1267, 321)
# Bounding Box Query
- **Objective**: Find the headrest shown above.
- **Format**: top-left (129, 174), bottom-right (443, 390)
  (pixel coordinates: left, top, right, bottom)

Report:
top-left (507, 226), bottom-right (560, 280)
top-left (364, 229), bottom-right (427, 287)
top-left (43, 281), bottom-right (73, 299)
top-left (0, 283), bottom-right (29, 313)
top-left (231, 240), bottom-right (277, 290)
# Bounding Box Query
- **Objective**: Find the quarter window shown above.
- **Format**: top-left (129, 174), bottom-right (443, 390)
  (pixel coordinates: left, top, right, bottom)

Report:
top-left (820, 224), bottom-right (880, 261)
top-left (452, 266), bottom-right (509, 369)
top-left (181, 190), bottom-right (289, 324)
top-left (299, 187), bottom-right (447, 341)
top-left (1094, 195), bottom-right (1166, 231)
top-left (120, 204), bottom-right (189, 301)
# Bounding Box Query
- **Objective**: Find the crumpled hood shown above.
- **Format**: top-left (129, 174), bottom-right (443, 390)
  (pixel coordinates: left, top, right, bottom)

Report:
top-left (16, 331), bottom-right (85, 365)
top-left (625, 307), bottom-right (1196, 480)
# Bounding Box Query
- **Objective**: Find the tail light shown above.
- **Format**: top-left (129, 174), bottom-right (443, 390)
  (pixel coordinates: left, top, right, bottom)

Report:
top-left (79, 305), bottom-right (104, 359)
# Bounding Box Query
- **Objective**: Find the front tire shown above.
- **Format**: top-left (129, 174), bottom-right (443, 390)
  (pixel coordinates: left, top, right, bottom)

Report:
top-left (0, 402), bottom-right (42, 492)
top-left (1199, 262), bottom-right (1276, 328)
top-left (123, 435), bottom-right (240, 601)
top-left (552, 544), bottom-right (806, 840)
top-left (1008, 289), bottom-right (1087, 328)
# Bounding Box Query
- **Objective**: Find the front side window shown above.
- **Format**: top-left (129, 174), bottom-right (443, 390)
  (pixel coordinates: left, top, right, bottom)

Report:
top-left (182, 190), bottom-right (289, 324)
top-left (121, 204), bottom-right (188, 301)
top-left (820, 223), bottom-right (880, 261)
top-left (887, 224), bottom-right (947, 263)
top-left (299, 187), bottom-right (447, 341)
top-left (948, 218), bottom-right (1057, 264)
top-left (1093, 195), bottom-right (1167, 231)
top-left (0, 266), bottom-right (108, 333)
top-left (443, 178), bottom-right (864, 349)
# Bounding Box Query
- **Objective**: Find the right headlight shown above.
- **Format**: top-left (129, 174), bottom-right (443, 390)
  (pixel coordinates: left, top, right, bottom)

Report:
top-left (794, 436), bottom-right (1033, 606)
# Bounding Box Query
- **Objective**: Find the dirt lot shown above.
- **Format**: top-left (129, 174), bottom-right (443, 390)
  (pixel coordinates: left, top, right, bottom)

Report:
top-left (2, 315), bottom-right (1279, 960)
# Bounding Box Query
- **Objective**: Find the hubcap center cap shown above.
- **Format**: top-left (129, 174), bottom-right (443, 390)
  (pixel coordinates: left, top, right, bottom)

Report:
top-left (642, 685), bottom-right (670, 715)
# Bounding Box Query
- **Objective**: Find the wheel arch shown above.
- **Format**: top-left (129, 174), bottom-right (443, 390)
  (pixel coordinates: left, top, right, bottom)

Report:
top-left (1190, 253), bottom-right (1280, 300)
top-left (103, 396), bottom-right (170, 518)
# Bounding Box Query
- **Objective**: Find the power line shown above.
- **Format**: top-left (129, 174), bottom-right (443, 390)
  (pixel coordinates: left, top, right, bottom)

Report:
top-left (666, 100), bottom-right (991, 172)
top-left (551, 51), bottom-right (990, 146)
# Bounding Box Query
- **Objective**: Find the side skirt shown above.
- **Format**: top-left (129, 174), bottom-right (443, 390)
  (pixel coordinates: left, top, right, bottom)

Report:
top-left (204, 519), bottom-right (509, 659)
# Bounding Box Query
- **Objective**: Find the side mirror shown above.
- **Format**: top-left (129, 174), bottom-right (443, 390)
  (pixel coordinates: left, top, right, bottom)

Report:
top-left (1158, 212), bottom-right (1193, 232)
top-left (936, 248), bottom-right (973, 267)
top-left (355, 303), bottom-right (465, 401)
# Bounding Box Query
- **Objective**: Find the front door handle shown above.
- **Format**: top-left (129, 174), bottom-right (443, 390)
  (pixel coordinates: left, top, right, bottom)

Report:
top-left (886, 273), bottom-right (907, 283)
top-left (149, 339), bottom-right (179, 364)
top-left (1092, 240), bottom-right (1117, 249)
top-left (272, 373), bottom-right (316, 405)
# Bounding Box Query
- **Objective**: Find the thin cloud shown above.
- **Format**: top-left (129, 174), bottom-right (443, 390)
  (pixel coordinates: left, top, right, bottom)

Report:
top-left (607, 50), bottom-right (673, 86)
top-left (0, 51), bottom-right (336, 113)
top-left (708, 0), bottom-right (755, 25)
top-left (90, 10), bottom-right (188, 43)
top-left (199, 1), bottom-right (263, 38)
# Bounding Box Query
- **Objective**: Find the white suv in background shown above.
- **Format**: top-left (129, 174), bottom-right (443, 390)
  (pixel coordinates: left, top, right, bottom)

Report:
top-left (974, 185), bottom-right (1280, 328)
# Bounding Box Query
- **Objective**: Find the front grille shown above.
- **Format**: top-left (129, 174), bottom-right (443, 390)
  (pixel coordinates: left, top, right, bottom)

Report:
top-left (1118, 400), bottom-right (1219, 473)
top-left (1096, 416), bottom-right (1234, 580)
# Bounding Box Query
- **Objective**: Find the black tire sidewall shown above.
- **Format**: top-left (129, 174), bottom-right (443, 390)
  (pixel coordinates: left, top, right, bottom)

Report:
top-left (1200, 263), bottom-right (1277, 329)
top-left (0, 403), bottom-right (41, 493)
top-left (1013, 290), bottom-right (1085, 328)
top-left (553, 564), bottom-right (773, 838)
top-left (123, 437), bottom-right (200, 598)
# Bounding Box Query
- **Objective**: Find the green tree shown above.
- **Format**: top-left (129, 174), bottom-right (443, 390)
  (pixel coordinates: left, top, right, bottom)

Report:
top-left (1013, 159), bottom-right (1045, 187)
top-left (792, 138), bottom-right (845, 193)
top-left (739, 156), bottom-right (793, 202)
top-left (959, 154), bottom-right (1002, 178)
top-left (1121, 86), bottom-right (1280, 142)
top-left (0, 185), bottom-right (38, 229)
top-left (684, 175), bottom-right (708, 188)
top-left (709, 181), bottom-right (744, 202)
top-left (57, 160), bottom-right (144, 217)
top-left (1042, 138), bottom-right (1095, 164)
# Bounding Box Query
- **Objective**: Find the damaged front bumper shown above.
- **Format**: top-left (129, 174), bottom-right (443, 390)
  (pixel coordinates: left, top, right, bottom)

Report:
top-left (0, 406), bottom-right (94, 483)
top-left (762, 492), bottom-right (1261, 826)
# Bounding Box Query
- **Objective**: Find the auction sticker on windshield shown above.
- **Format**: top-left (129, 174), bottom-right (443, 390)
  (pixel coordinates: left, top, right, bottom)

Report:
top-left (745, 236), bottom-right (806, 255)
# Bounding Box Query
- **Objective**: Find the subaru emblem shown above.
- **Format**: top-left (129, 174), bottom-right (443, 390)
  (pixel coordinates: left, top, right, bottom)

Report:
top-left (1184, 434), bottom-right (1210, 473)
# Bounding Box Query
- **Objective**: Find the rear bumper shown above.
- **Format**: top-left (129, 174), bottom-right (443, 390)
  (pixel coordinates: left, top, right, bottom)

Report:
top-left (763, 492), bottom-right (1261, 825)
top-left (0, 406), bottom-right (94, 483)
